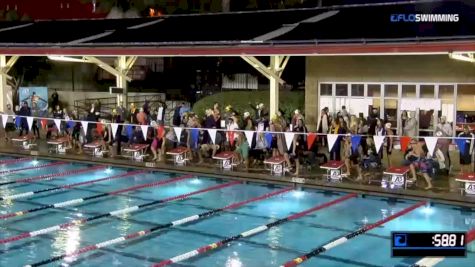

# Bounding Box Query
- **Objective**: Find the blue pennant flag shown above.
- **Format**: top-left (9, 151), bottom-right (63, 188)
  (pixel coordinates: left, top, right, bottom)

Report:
top-left (126, 125), bottom-right (134, 139)
top-left (351, 135), bottom-right (362, 153)
top-left (15, 117), bottom-right (21, 128)
top-left (265, 133), bottom-right (273, 149)
top-left (455, 138), bottom-right (467, 155)
top-left (67, 121), bottom-right (75, 129)
top-left (191, 129), bottom-right (199, 149)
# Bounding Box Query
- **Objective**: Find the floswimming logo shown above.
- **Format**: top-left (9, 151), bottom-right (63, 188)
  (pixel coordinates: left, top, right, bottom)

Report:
top-left (390, 14), bottom-right (459, 22)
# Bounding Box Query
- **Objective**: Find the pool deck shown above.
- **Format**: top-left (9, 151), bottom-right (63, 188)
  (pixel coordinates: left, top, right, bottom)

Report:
top-left (0, 140), bottom-right (474, 208)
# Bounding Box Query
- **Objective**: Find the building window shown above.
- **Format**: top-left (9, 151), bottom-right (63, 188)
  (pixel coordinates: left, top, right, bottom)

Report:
top-left (402, 84), bottom-right (416, 98)
top-left (420, 85), bottom-right (435, 98)
top-left (368, 84), bottom-right (381, 97)
top-left (351, 84), bottom-right (364, 96)
top-left (384, 84), bottom-right (398, 97)
top-left (320, 83), bottom-right (332, 96)
top-left (335, 84), bottom-right (348, 96)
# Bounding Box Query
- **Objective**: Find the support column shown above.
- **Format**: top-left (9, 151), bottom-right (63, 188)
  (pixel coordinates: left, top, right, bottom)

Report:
top-left (116, 56), bottom-right (128, 107)
top-left (0, 56), bottom-right (8, 113)
top-left (269, 55), bottom-right (280, 117)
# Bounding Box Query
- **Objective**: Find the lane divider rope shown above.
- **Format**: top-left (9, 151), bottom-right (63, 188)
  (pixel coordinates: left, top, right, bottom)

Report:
top-left (153, 193), bottom-right (358, 267)
top-left (410, 227), bottom-right (475, 267)
top-left (0, 173), bottom-right (193, 221)
top-left (0, 157), bottom-right (30, 165)
top-left (0, 169), bottom-right (148, 201)
top-left (0, 187), bottom-right (292, 244)
top-left (23, 180), bottom-right (241, 267)
top-left (281, 201), bottom-right (427, 267)
top-left (0, 161), bottom-right (67, 176)
top-left (0, 165), bottom-right (105, 187)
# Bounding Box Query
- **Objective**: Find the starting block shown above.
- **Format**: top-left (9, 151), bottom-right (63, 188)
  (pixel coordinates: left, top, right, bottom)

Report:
top-left (382, 166), bottom-right (411, 189)
top-left (166, 147), bottom-right (189, 165)
top-left (123, 144), bottom-right (149, 161)
top-left (321, 161), bottom-right (345, 182)
top-left (47, 137), bottom-right (70, 154)
top-left (84, 141), bottom-right (104, 157)
top-left (264, 156), bottom-right (286, 176)
top-left (12, 135), bottom-right (36, 150)
top-left (213, 151), bottom-right (237, 170)
top-left (456, 173), bottom-right (475, 195)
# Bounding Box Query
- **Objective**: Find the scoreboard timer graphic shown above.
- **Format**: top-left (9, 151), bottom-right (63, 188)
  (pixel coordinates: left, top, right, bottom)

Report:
top-left (392, 232), bottom-right (467, 257)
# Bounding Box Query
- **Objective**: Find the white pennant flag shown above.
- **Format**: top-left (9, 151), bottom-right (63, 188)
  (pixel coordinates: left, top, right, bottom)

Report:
top-left (111, 123), bottom-right (119, 139)
top-left (54, 119), bottom-right (61, 132)
top-left (424, 137), bottom-right (438, 156)
top-left (81, 121), bottom-right (89, 135)
top-left (140, 125), bottom-right (149, 140)
top-left (1, 114), bottom-right (8, 128)
top-left (373, 135), bottom-right (386, 153)
top-left (157, 107), bottom-right (164, 121)
top-left (207, 129), bottom-right (217, 144)
top-left (327, 134), bottom-right (339, 152)
top-left (284, 132), bottom-right (295, 151)
top-left (244, 130), bottom-right (254, 147)
top-left (173, 127), bottom-right (182, 142)
top-left (26, 116), bottom-right (34, 131)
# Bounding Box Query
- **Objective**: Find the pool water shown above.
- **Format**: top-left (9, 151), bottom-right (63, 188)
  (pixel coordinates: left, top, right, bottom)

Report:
top-left (0, 156), bottom-right (473, 267)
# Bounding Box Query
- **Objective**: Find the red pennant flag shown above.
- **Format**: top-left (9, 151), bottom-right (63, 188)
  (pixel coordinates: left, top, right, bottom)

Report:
top-left (400, 136), bottom-right (411, 152)
top-left (96, 122), bottom-right (104, 135)
top-left (157, 125), bottom-right (165, 139)
top-left (40, 119), bottom-right (48, 129)
top-left (307, 133), bottom-right (317, 150)
top-left (228, 131), bottom-right (235, 146)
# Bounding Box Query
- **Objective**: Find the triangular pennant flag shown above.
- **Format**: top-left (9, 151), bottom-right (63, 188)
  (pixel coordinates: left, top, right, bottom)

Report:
top-left (307, 133), bottom-right (317, 150)
top-left (81, 121), bottom-right (89, 135)
top-left (173, 127), bottom-right (182, 142)
top-left (208, 129), bottom-right (217, 144)
top-left (424, 137), bottom-right (438, 156)
top-left (284, 132), bottom-right (295, 151)
top-left (67, 121), bottom-right (75, 129)
top-left (41, 119), bottom-right (48, 129)
top-left (126, 125), bottom-right (134, 139)
top-left (265, 133), bottom-right (273, 149)
top-left (455, 138), bottom-right (467, 155)
top-left (373, 135), bottom-right (386, 153)
top-left (1, 114), bottom-right (8, 128)
top-left (96, 122), bottom-right (104, 135)
top-left (400, 136), bottom-right (411, 152)
top-left (26, 117), bottom-right (34, 131)
top-left (191, 129), bottom-right (199, 149)
top-left (54, 119), bottom-right (61, 132)
top-left (351, 135), bottom-right (362, 153)
top-left (157, 125), bottom-right (165, 139)
top-left (140, 125), bottom-right (149, 140)
top-left (15, 117), bottom-right (21, 128)
top-left (244, 130), bottom-right (255, 147)
top-left (327, 134), bottom-right (339, 153)
top-left (228, 131), bottom-right (235, 146)
top-left (111, 123), bottom-right (119, 139)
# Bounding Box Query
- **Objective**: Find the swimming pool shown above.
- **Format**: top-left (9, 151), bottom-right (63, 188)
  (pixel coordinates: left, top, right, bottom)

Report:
top-left (0, 156), bottom-right (473, 267)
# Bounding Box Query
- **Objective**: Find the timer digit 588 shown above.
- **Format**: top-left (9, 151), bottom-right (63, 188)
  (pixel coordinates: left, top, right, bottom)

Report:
top-left (392, 232), bottom-right (466, 257)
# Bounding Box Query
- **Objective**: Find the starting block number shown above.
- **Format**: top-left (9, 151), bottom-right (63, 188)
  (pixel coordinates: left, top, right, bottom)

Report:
top-left (330, 169), bottom-right (341, 180)
top-left (272, 164), bottom-right (283, 175)
top-left (58, 144), bottom-right (66, 153)
top-left (30, 150), bottom-right (39, 156)
top-left (94, 148), bottom-right (103, 157)
top-left (175, 154), bottom-right (185, 165)
top-left (465, 182), bottom-right (475, 195)
top-left (391, 175), bottom-right (405, 187)
top-left (222, 159), bottom-right (232, 170)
